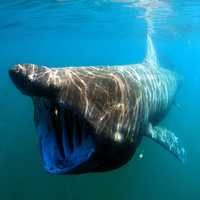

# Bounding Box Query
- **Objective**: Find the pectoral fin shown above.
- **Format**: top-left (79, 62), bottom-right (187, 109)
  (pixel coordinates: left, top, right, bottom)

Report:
top-left (145, 124), bottom-right (186, 163)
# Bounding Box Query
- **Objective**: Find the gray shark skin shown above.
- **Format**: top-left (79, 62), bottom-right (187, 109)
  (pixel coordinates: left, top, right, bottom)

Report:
top-left (9, 37), bottom-right (186, 175)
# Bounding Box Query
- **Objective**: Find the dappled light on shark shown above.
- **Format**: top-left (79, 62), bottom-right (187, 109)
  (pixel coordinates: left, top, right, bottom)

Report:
top-left (9, 32), bottom-right (186, 174)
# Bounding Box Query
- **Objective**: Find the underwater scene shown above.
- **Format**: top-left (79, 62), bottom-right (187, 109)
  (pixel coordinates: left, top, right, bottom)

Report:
top-left (0, 0), bottom-right (200, 199)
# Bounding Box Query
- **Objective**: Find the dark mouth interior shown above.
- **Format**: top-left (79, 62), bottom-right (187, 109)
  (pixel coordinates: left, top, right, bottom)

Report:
top-left (50, 102), bottom-right (92, 159)
top-left (35, 99), bottom-right (95, 174)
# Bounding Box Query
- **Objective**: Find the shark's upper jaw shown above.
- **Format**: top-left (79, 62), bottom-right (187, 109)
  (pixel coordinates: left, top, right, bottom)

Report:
top-left (34, 98), bottom-right (96, 174)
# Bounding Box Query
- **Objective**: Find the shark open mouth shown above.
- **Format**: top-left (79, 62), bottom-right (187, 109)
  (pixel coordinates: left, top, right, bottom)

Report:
top-left (33, 98), bottom-right (95, 174)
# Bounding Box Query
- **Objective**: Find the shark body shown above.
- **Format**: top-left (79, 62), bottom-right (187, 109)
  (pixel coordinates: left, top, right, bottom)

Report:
top-left (9, 36), bottom-right (186, 174)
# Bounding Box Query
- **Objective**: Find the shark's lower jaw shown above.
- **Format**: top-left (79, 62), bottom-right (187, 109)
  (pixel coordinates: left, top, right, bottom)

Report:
top-left (33, 98), bottom-right (95, 174)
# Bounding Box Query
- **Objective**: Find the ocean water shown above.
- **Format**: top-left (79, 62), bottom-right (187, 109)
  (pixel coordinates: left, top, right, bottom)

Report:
top-left (0, 0), bottom-right (200, 199)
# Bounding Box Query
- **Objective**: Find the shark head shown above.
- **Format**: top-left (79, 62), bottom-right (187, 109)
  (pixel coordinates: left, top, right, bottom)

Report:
top-left (9, 64), bottom-right (142, 174)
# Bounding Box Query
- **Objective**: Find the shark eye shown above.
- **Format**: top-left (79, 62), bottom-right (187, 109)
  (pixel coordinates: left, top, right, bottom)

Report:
top-left (16, 67), bottom-right (20, 73)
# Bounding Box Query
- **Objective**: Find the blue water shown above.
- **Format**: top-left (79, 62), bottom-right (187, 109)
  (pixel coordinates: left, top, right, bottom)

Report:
top-left (0, 0), bottom-right (200, 199)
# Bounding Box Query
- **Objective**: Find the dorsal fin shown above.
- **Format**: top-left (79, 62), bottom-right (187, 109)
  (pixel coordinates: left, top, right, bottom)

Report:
top-left (144, 34), bottom-right (159, 68)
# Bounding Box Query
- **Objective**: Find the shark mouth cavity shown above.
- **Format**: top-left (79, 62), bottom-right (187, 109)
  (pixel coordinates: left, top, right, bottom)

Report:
top-left (33, 98), bottom-right (95, 174)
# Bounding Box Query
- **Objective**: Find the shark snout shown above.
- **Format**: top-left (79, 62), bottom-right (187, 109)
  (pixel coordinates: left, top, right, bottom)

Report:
top-left (9, 64), bottom-right (24, 76)
top-left (9, 64), bottom-right (25, 80)
top-left (9, 64), bottom-right (36, 79)
top-left (9, 64), bottom-right (59, 98)
top-left (9, 64), bottom-right (32, 96)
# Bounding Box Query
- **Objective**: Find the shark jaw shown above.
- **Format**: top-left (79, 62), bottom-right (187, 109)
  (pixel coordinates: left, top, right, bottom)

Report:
top-left (33, 97), bottom-right (96, 174)
top-left (33, 97), bottom-right (135, 174)
top-left (9, 64), bottom-right (138, 174)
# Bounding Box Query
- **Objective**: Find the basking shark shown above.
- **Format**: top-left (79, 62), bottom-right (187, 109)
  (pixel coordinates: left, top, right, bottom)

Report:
top-left (9, 35), bottom-right (186, 174)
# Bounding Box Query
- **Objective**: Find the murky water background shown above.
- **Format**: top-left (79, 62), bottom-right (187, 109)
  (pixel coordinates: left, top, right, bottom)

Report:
top-left (0, 0), bottom-right (200, 199)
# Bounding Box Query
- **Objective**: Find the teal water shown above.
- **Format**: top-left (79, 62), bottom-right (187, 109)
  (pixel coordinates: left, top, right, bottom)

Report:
top-left (0, 0), bottom-right (200, 199)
